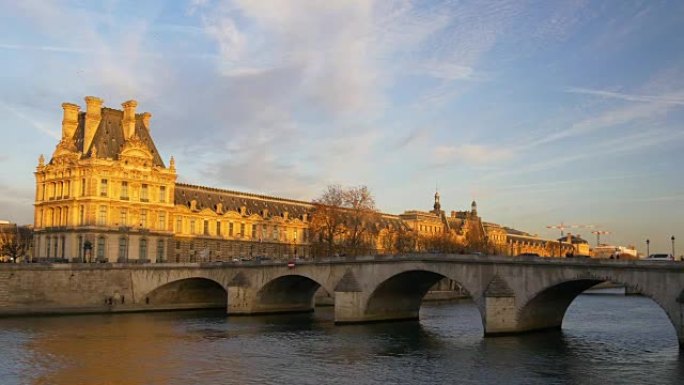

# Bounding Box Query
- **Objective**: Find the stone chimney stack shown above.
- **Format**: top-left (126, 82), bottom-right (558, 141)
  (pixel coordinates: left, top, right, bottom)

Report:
top-left (84, 96), bottom-right (103, 154)
top-left (61, 102), bottom-right (80, 140)
top-left (141, 112), bottom-right (152, 131)
top-left (122, 100), bottom-right (138, 139)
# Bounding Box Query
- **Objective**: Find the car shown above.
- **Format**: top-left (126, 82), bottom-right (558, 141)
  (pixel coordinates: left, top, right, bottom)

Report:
top-left (518, 253), bottom-right (540, 257)
top-left (646, 253), bottom-right (674, 261)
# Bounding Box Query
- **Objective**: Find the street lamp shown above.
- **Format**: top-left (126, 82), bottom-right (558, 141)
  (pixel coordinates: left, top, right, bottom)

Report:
top-left (646, 239), bottom-right (650, 258)
top-left (672, 236), bottom-right (676, 259)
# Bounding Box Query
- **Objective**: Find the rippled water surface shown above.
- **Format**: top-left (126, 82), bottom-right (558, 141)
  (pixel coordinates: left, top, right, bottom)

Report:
top-left (0, 291), bottom-right (683, 385)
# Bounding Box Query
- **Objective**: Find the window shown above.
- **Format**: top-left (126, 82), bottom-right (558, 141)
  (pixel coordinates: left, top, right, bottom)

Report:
top-left (120, 181), bottom-right (129, 200)
top-left (80, 178), bottom-right (86, 196)
top-left (190, 219), bottom-right (196, 234)
top-left (141, 184), bottom-right (148, 202)
top-left (118, 237), bottom-right (128, 261)
top-left (46, 237), bottom-right (51, 258)
top-left (240, 223), bottom-right (245, 237)
top-left (158, 212), bottom-right (166, 230)
top-left (304, 229), bottom-right (308, 243)
top-left (120, 209), bottom-right (128, 226)
top-left (98, 205), bottom-right (107, 226)
top-left (294, 229), bottom-right (298, 243)
top-left (139, 238), bottom-right (148, 261)
top-left (204, 220), bottom-right (209, 235)
top-left (140, 210), bottom-right (147, 228)
top-left (79, 205), bottom-right (85, 225)
top-left (252, 224), bottom-right (257, 239)
top-left (175, 217), bottom-right (182, 233)
top-left (63, 181), bottom-right (70, 198)
top-left (100, 179), bottom-right (108, 197)
top-left (216, 221), bottom-right (221, 236)
top-left (156, 239), bottom-right (165, 262)
top-left (78, 236), bottom-right (83, 260)
top-left (273, 226), bottom-right (278, 240)
top-left (229, 222), bottom-right (234, 237)
top-left (159, 186), bottom-right (166, 203)
top-left (97, 237), bottom-right (106, 260)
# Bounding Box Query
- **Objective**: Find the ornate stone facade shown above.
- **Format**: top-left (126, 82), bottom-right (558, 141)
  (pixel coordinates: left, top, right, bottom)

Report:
top-left (33, 97), bottom-right (571, 262)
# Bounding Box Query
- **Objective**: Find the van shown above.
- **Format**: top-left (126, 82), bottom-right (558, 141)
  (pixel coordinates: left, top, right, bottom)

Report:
top-left (646, 254), bottom-right (674, 261)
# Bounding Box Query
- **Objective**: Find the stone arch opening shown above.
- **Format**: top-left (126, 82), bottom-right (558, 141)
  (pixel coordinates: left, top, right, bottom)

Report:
top-left (517, 278), bottom-right (679, 343)
top-left (365, 270), bottom-right (473, 322)
top-left (255, 275), bottom-right (323, 314)
top-left (146, 278), bottom-right (227, 310)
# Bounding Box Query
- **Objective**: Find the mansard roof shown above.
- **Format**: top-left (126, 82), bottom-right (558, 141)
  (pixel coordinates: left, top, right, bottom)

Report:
top-left (173, 183), bottom-right (406, 229)
top-left (174, 183), bottom-right (312, 219)
top-left (71, 108), bottom-right (165, 167)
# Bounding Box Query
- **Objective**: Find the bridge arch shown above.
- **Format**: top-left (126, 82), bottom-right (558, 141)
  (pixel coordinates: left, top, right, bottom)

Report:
top-left (145, 277), bottom-right (227, 310)
top-left (363, 269), bottom-right (477, 323)
top-left (517, 276), bottom-right (681, 343)
top-left (253, 274), bottom-right (326, 314)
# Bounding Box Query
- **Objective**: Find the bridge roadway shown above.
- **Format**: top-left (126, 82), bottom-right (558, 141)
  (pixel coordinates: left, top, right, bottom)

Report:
top-left (1, 254), bottom-right (684, 347)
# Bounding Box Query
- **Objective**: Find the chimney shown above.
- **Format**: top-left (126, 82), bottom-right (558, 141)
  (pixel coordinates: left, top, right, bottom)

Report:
top-left (61, 103), bottom-right (80, 140)
top-left (142, 112), bottom-right (151, 131)
top-left (121, 100), bottom-right (138, 139)
top-left (84, 96), bottom-right (103, 154)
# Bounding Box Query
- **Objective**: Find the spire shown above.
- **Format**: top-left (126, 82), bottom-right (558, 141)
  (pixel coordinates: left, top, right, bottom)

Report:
top-left (471, 200), bottom-right (478, 216)
top-left (433, 190), bottom-right (441, 212)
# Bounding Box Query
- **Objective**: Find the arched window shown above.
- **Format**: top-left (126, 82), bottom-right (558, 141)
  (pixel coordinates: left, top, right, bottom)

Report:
top-left (118, 237), bottom-right (128, 262)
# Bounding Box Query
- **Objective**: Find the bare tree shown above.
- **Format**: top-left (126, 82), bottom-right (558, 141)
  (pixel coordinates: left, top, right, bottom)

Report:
top-left (310, 185), bottom-right (380, 257)
top-left (0, 225), bottom-right (30, 262)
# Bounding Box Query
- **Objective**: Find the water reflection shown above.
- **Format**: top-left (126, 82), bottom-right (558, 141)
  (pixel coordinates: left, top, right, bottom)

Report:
top-left (0, 293), bottom-right (682, 385)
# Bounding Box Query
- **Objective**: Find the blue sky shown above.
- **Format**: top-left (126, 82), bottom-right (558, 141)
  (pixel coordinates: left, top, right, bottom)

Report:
top-left (1, 0), bottom-right (683, 255)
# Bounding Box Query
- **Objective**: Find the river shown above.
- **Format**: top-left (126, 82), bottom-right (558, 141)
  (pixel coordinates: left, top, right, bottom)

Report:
top-left (0, 289), bottom-right (682, 385)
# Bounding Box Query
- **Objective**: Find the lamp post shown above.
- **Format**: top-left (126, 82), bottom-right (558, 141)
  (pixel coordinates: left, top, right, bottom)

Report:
top-left (672, 236), bottom-right (676, 259)
top-left (646, 239), bottom-right (650, 258)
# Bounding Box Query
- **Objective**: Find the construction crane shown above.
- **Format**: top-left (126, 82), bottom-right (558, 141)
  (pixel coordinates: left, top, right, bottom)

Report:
top-left (546, 222), bottom-right (594, 257)
top-left (545, 222), bottom-right (594, 238)
top-left (591, 230), bottom-right (611, 246)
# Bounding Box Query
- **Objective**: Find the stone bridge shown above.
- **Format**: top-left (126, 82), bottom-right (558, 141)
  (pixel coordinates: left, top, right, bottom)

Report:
top-left (2, 254), bottom-right (684, 347)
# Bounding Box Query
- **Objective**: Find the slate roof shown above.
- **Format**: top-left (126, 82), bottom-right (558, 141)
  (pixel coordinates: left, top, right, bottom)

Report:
top-left (173, 183), bottom-right (406, 230)
top-left (68, 108), bottom-right (165, 167)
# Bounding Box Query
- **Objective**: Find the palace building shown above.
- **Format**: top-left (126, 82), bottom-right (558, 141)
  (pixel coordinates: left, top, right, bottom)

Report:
top-left (32, 97), bottom-right (572, 263)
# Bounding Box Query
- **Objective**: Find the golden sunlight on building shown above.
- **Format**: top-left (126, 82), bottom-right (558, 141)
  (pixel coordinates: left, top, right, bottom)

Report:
top-left (33, 97), bottom-right (573, 262)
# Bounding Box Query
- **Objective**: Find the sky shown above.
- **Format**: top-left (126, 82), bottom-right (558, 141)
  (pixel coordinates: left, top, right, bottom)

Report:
top-left (0, 0), bottom-right (683, 255)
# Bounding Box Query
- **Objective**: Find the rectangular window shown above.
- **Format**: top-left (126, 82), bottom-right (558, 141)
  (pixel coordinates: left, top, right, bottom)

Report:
top-left (252, 224), bottom-right (257, 239)
top-left (157, 240), bottom-right (165, 262)
top-left (216, 221), bottom-right (221, 236)
top-left (190, 219), bottom-right (196, 234)
top-left (229, 222), bottom-right (234, 237)
top-left (79, 205), bottom-right (85, 225)
top-left (294, 229), bottom-right (298, 243)
top-left (97, 237), bottom-right (106, 260)
top-left (141, 184), bottom-right (149, 202)
top-left (175, 217), bottom-right (182, 233)
top-left (204, 220), bottom-right (209, 235)
top-left (120, 181), bottom-right (129, 200)
top-left (158, 212), bottom-right (166, 230)
top-left (240, 223), bottom-right (245, 237)
top-left (140, 210), bottom-right (147, 228)
top-left (273, 226), bottom-right (278, 241)
top-left (81, 178), bottom-right (86, 196)
top-left (120, 209), bottom-right (128, 226)
top-left (98, 205), bottom-right (107, 225)
top-left (139, 238), bottom-right (148, 260)
top-left (77, 236), bottom-right (83, 260)
top-left (159, 186), bottom-right (166, 203)
top-left (262, 224), bottom-right (267, 241)
top-left (100, 179), bottom-right (108, 197)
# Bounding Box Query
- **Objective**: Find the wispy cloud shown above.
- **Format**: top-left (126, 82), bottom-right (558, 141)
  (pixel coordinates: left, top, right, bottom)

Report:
top-left (566, 87), bottom-right (684, 106)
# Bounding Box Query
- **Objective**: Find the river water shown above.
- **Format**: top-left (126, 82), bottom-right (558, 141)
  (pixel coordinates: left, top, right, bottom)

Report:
top-left (0, 290), bottom-right (682, 385)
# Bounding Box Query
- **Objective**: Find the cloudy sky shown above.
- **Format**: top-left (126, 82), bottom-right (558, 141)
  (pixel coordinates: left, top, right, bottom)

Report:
top-left (1, 0), bottom-right (683, 254)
